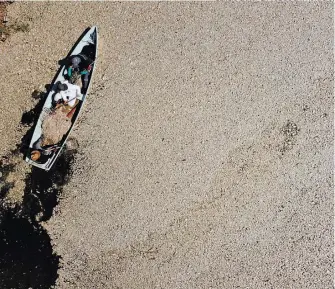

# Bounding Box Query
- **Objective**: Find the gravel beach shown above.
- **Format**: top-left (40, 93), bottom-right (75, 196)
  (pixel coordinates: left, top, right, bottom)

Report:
top-left (0, 2), bottom-right (333, 288)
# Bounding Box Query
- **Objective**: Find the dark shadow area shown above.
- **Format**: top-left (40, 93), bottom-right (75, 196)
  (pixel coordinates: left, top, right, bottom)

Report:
top-left (0, 84), bottom-right (76, 288)
top-left (57, 58), bottom-right (67, 66)
top-left (22, 150), bottom-right (75, 222)
top-left (0, 137), bottom-right (75, 289)
top-left (19, 90), bottom-right (47, 158)
top-left (80, 42), bottom-right (95, 60)
top-left (0, 182), bottom-right (14, 200)
top-left (21, 90), bottom-right (46, 125)
top-left (0, 133), bottom-right (75, 289)
top-left (0, 27), bottom-right (93, 289)
top-left (19, 80), bottom-right (77, 223)
top-left (0, 208), bottom-right (60, 289)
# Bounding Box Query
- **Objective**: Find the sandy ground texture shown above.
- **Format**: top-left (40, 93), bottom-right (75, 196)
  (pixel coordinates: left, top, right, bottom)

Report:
top-left (1, 2), bottom-right (333, 289)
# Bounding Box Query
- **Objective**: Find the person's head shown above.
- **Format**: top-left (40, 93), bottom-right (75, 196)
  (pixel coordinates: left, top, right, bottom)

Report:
top-left (71, 56), bottom-right (81, 68)
top-left (31, 150), bottom-right (41, 161)
top-left (57, 82), bottom-right (68, 91)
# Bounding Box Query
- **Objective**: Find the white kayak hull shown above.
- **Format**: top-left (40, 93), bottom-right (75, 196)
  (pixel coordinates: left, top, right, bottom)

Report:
top-left (25, 26), bottom-right (98, 171)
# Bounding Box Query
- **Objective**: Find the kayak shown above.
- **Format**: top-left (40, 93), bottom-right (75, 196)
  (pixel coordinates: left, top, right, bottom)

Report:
top-left (25, 26), bottom-right (98, 171)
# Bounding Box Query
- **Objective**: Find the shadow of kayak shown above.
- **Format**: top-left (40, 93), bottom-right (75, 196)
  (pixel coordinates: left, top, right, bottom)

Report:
top-left (22, 150), bottom-right (75, 222)
top-left (0, 207), bottom-right (60, 289)
top-left (0, 86), bottom-right (78, 288)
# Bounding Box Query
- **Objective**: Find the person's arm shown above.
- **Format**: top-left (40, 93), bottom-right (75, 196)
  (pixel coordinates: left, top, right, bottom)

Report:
top-left (81, 73), bottom-right (89, 90)
top-left (75, 85), bottom-right (83, 99)
top-left (54, 92), bottom-right (62, 103)
top-left (67, 67), bottom-right (72, 77)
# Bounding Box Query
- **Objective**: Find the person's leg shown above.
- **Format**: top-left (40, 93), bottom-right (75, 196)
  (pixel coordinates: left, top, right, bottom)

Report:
top-left (83, 73), bottom-right (89, 88)
top-left (81, 73), bottom-right (90, 93)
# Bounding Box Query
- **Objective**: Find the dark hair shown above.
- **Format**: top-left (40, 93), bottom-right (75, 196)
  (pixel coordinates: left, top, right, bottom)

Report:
top-left (57, 82), bottom-right (68, 91)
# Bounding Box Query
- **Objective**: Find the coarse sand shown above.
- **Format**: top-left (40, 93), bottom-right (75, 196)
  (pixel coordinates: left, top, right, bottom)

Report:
top-left (0, 2), bottom-right (333, 289)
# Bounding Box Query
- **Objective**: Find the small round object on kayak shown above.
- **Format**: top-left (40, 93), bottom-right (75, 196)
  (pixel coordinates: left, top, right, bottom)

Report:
top-left (71, 56), bottom-right (81, 68)
top-left (31, 150), bottom-right (41, 161)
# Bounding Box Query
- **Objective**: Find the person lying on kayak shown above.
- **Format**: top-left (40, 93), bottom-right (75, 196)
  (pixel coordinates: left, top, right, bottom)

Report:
top-left (53, 80), bottom-right (83, 107)
top-left (66, 54), bottom-right (93, 89)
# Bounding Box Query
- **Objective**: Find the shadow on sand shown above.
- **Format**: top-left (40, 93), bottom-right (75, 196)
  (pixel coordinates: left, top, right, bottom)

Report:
top-left (19, 87), bottom-right (76, 222)
top-left (0, 27), bottom-right (93, 288)
top-left (19, 88), bottom-right (48, 157)
top-left (0, 207), bottom-right (60, 289)
top-left (0, 87), bottom-right (77, 288)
